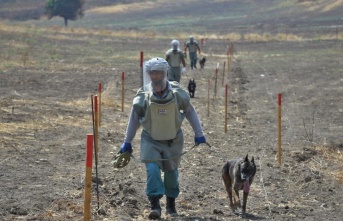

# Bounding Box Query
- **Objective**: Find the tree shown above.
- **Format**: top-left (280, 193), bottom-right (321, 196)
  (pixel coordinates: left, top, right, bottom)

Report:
top-left (45, 0), bottom-right (85, 27)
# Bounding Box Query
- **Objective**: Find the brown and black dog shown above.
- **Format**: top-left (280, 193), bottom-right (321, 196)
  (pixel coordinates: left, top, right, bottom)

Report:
top-left (222, 154), bottom-right (256, 215)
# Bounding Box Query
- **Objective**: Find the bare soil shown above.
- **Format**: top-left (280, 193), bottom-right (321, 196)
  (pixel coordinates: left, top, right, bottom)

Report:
top-left (0, 1), bottom-right (343, 220)
top-left (1, 36), bottom-right (342, 221)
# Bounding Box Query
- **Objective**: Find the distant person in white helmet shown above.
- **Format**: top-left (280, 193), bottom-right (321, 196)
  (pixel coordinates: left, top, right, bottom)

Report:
top-left (166, 39), bottom-right (186, 83)
top-left (184, 36), bottom-right (201, 70)
top-left (119, 57), bottom-right (207, 219)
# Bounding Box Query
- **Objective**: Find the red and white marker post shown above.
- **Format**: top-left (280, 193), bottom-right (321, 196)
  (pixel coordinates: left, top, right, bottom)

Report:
top-left (278, 93), bottom-right (282, 165)
top-left (214, 63), bottom-right (219, 98)
top-left (207, 79), bottom-right (211, 117)
top-left (84, 134), bottom-right (93, 221)
top-left (140, 51), bottom-right (144, 87)
top-left (225, 84), bottom-right (228, 133)
top-left (98, 82), bottom-right (102, 127)
top-left (94, 95), bottom-right (99, 163)
top-left (222, 61), bottom-right (226, 86)
top-left (121, 72), bottom-right (125, 112)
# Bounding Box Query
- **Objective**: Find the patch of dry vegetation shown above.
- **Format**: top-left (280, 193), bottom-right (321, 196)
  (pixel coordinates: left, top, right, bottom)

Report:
top-left (299, 0), bottom-right (343, 12)
top-left (315, 144), bottom-right (343, 183)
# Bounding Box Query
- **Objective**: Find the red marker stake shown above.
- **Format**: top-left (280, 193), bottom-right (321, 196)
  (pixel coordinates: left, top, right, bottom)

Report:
top-left (278, 93), bottom-right (282, 165)
top-left (84, 134), bottom-right (93, 221)
top-left (214, 66), bottom-right (218, 98)
top-left (222, 61), bottom-right (226, 86)
top-left (207, 79), bottom-right (211, 117)
top-left (140, 51), bottom-right (144, 87)
top-left (98, 82), bottom-right (102, 127)
top-left (121, 72), bottom-right (125, 112)
top-left (94, 95), bottom-right (99, 163)
top-left (225, 84), bottom-right (228, 133)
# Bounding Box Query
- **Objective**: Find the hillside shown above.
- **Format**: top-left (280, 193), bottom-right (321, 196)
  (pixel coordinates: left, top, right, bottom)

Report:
top-left (1, 0), bottom-right (343, 38)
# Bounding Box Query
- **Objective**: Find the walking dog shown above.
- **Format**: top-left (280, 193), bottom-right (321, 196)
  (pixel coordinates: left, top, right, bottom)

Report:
top-left (199, 56), bottom-right (206, 69)
top-left (188, 79), bottom-right (196, 98)
top-left (222, 154), bottom-right (256, 214)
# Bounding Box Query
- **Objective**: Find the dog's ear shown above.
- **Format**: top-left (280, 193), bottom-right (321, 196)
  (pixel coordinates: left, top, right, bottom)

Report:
top-left (251, 156), bottom-right (255, 164)
top-left (245, 154), bottom-right (249, 162)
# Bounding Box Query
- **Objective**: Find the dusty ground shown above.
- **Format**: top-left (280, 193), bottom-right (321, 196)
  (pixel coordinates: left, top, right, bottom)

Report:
top-left (1, 32), bottom-right (342, 221)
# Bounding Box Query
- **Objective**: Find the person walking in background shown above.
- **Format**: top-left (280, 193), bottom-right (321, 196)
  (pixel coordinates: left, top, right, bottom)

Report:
top-left (120, 57), bottom-right (207, 220)
top-left (166, 39), bottom-right (186, 83)
top-left (184, 35), bottom-right (201, 70)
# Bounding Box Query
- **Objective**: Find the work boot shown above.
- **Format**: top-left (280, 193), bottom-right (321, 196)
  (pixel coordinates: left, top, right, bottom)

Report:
top-left (166, 196), bottom-right (178, 216)
top-left (148, 196), bottom-right (161, 220)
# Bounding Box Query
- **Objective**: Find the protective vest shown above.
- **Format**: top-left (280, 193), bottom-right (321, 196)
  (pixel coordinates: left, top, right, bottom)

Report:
top-left (140, 91), bottom-right (183, 140)
top-left (189, 43), bottom-right (196, 53)
top-left (169, 52), bottom-right (181, 67)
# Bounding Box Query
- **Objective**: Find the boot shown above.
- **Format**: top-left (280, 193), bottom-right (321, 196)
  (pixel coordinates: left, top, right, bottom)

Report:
top-left (166, 196), bottom-right (178, 216)
top-left (148, 196), bottom-right (161, 220)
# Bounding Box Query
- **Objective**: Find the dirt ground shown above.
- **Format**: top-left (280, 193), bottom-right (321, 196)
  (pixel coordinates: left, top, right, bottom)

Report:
top-left (1, 31), bottom-right (343, 221)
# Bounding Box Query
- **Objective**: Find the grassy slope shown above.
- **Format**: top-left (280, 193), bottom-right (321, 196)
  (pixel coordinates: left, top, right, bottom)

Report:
top-left (1, 0), bottom-right (343, 37)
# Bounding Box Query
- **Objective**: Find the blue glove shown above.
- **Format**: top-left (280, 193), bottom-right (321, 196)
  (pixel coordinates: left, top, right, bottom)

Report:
top-left (120, 142), bottom-right (132, 153)
top-left (194, 136), bottom-right (206, 145)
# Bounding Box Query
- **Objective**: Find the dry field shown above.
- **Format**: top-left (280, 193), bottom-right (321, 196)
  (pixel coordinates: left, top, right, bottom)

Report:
top-left (0, 0), bottom-right (342, 220)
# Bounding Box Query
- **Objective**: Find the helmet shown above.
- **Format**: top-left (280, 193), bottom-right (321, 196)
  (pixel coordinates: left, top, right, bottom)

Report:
top-left (189, 35), bottom-right (194, 43)
top-left (171, 39), bottom-right (179, 51)
top-left (143, 57), bottom-right (169, 93)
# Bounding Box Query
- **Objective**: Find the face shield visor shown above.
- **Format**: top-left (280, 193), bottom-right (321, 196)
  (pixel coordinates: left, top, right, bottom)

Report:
top-left (189, 35), bottom-right (194, 43)
top-left (171, 39), bottom-right (179, 51)
top-left (143, 57), bottom-right (168, 93)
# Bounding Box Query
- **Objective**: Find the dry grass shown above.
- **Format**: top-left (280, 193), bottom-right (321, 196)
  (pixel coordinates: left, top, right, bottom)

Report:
top-left (299, 0), bottom-right (343, 12)
top-left (87, 1), bottom-right (156, 14)
top-left (1, 21), bottom-right (342, 46)
top-left (313, 144), bottom-right (343, 183)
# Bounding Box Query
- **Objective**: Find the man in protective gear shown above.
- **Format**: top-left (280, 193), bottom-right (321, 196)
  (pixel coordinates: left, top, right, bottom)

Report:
top-left (120, 57), bottom-right (206, 219)
top-left (166, 39), bottom-right (186, 83)
top-left (184, 36), bottom-right (201, 70)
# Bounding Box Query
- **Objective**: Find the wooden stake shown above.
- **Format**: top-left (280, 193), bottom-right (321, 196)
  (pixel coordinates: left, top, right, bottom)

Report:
top-left (278, 93), bottom-right (282, 165)
top-left (225, 84), bottom-right (228, 133)
top-left (207, 79), bottom-right (210, 117)
top-left (214, 65), bottom-right (218, 98)
top-left (94, 95), bottom-right (99, 163)
top-left (222, 61), bottom-right (226, 86)
top-left (84, 134), bottom-right (93, 221)
top-left (98, 82), bottom-right (102, 127)
top-left (121, 72), bottom-right (125, 112)
top-left (140, 51), bottom-right (143, 87)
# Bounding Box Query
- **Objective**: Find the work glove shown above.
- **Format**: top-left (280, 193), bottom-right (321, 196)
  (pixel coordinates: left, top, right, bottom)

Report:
top-left (120, 142), bottom-right (133, 153)
top-left (181, 67), bottom-right (186, 74)
top-left (194, 136), bottom-right (206, 146)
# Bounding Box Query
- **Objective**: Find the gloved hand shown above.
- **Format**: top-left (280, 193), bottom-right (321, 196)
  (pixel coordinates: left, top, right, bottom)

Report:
top-left (181, 67), bottom-right (186, 74)
top-left (120, 142), bottom-right (132, 153)
top-left (194, 136), bottom-right (206, 145)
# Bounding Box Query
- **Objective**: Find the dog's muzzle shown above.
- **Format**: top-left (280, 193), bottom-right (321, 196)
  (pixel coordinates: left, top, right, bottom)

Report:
top-left (241, 173), bottom-right (249, 181)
